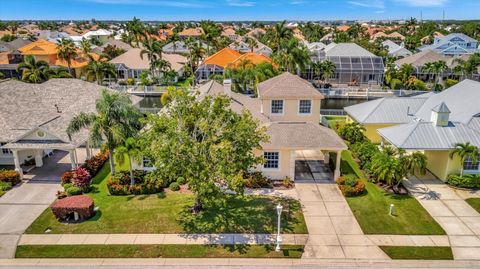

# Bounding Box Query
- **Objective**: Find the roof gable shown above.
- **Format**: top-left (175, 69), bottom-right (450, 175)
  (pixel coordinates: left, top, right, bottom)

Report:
top-left (257, 72), bottom-right (324, 99)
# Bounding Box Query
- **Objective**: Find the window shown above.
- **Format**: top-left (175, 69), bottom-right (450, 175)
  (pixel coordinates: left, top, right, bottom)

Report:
top-left (463, 156), bottom-right (480, 171)
top-left (271, 100), bottom-right (284, 114)
top-left (142, 157), bottom-right (153, 168)
top-left (0, 143), bottom-right (12, 155)
top-left (299, 100), bottom-right (312, 114)
top-left (263, 152), bottom-right (279, 169)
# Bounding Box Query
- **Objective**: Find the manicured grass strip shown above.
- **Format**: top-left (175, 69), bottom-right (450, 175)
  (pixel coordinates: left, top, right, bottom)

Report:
top-left (380, 246), bottom-right (453, 260)
top-left (466, 198), bottom-right (480, 214)
top-left (0, 190), bottom-right (5, 197)
top-left (341, 150), bottom-right (446, 235)
top-left (26, 163), bottom-right (307, 234)
top-left (15, 244), bottom-right (304, 259)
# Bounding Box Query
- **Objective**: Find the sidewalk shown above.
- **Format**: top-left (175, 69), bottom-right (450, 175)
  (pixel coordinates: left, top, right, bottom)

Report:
top-left (404, 176), bottom-right (480, 260)
top-left (18, 233), bottom-right (450, 247)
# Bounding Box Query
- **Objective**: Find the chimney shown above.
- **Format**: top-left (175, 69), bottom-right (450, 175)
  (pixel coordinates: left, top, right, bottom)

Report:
top-left (223, 79), bottom-right (232, 97)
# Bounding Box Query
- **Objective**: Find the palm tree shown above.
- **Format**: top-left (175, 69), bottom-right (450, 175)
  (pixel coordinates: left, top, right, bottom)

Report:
top-left (67, 90), bottom-right (142, 175)
top-left (403, 151), bottom-right (427, 177)
top-left (200, 20), bottom-right (220, 56)
top-left (311, 61), bottom-right (322, 87)
top-left (339, 122), bottom-right (366, 144)
top-left (272, 20), bottom-right (292, 52)
top-left (85, 57), bottom-right (117, 85)
top-left (370, 152), bottom-right (405, 188)
top-left (57, 38), bottom-right (78, 76)
top-left (16, 55), bottom-right (50, 83)
top-left (449, 142), bottom-right (479, 176)
top-left (126, 17), bottom-right (146, 47)
top-left (320, 60), bottom-right (336, 84)
top-left (399, 64), bottom-right (415, 84)
top-left (169, 30), bottom-right (180, 53)
top-left (140, 38), bottom-right (163, 76)
top-left (433, 60), bottom-right (448, 89)
top-left (48, 67), bottom-right (72, 79)
top-left (80, 38), bottom-right (92, 55)
top-left (114, 137), bottom-right (142, 186)
top-left (154, 59), bottom-right (171, 73)
top-left (246, 37), bottom-right (258, 52)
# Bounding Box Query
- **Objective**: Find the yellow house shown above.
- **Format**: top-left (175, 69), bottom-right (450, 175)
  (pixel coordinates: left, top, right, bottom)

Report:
top-left (18, 39), bottom-right (98, 78)
top-left (373, 80), bottom-right (480, 181)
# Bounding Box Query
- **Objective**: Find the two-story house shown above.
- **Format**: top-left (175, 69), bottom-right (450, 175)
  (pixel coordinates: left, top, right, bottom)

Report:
top-left (135, 72), bottom-right (347, 182)
top-left (419, 33), bottom-right (479, 57)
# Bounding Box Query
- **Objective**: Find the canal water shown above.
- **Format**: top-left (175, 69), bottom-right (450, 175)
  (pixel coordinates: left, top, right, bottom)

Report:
top-left (138, 96), bottom-right (373, 112)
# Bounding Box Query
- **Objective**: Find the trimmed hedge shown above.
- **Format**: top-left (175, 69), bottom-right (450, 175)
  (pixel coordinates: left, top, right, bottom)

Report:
top-left (51, 195), bottom-right (94, 222)
top-left (169, 182), bottom-right (180, 191)
top-left (107, 170), bottom-right (164, 195)
top-left (82, 150), bottom-right (109, 176)
top-left (0, 169), bottom-right (21, 185)
top-left (447, 174), bottom-right (480, 189)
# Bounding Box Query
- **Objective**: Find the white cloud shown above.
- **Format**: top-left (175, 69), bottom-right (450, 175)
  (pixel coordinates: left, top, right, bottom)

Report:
top-left (394, 0), bottom-right (448, 7)
top-left (86, 0), bottom-right (209, 8)
top-left (375, 10), bottom-right (385, 13)
top-left (290, 0), bottom-right (307, 5)
top-left (226, 0), bottom-right (256, 7)
top-left (347, 0), bottom-right (385, 9)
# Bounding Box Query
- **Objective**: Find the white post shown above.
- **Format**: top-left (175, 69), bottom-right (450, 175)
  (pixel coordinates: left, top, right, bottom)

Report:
top-left (12, 150), bottom-right (23, 179)
top-left (334, 151), bottom-right (341, 180)
top-left (86, 141), bottom-right (91, 159)
top-left (69, 150), bottom-right (76, 169)
top-left (289, 151), bottom-right (296, 181)
top-left (275, 204), bottom-right (283, 252)
top-left (74, 149), bottom-right (79, 167)
top-left (324, 151), bottom-right (330, 164)
top-left (34, 150), bottom-right (43, 167)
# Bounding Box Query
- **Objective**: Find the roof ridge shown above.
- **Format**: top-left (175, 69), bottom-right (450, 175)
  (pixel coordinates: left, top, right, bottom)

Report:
top-left (399, 121), bottom-right (422, 148)
top-left (363, 98), bottom-right (386, 122)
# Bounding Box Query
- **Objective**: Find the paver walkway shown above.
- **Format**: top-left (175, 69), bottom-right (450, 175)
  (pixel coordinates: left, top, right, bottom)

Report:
top-left (404, 176), bottom-right (480, 260)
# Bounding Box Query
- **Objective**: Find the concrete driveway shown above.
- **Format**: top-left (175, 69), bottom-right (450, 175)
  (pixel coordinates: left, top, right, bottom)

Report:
top-left (295, 150), bottom-right (333, 183)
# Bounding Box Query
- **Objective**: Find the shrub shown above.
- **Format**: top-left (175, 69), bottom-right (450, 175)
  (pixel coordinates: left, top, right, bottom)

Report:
top-left (63, 183), bottom-right (73, 190)
top-left (337, 175), bottom-right (365, 197)
top-left (177, 177), bottom-right (186, 185)
top-left (447, 174), bottom-right (480, 189)
top-left (282, 177), bottom-right (293, 188)
top-left (244, 171), bottom-right (272, 188)
top-left (107, 170), bottom-right (164, 195)
top-left (350, 140), bottom-right (379, 169)
top-left (413, 79), bottom-right (427, 91)
top-left (0, 169), bottom-right (21, 185)
top-left (82, 150), bottom-right (109, 176)
top-left (0, 181), bottom-right (12, 192)
top-left (390, 78), bottom-right (403, 90)
top-left (444, 79), bottom-right (458, 89)
top-left (51, 195), bottom-right (95, 222)
top-left (65, 186), bottom-right (82, 196)
top-left (71, 167), bottom-right (91, 189)
top-left (61, 171), bottom-right (75, 185)
top-left (169, 182), bottom-right (180, 191)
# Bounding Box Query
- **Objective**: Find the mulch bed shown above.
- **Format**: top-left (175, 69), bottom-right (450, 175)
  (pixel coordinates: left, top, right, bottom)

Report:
top-left (377, 182), bottom-right (409, 195)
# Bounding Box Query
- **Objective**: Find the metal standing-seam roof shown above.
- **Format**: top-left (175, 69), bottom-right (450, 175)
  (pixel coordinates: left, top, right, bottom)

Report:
top-left (378, 121), bottom-right (480, 150)
top-left (344, 97), bottom-right (428, 124)
top-left (257, 72), bottom-right (324, 99)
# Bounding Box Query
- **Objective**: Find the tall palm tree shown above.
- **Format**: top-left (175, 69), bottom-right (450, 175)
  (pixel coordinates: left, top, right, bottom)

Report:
top-left (200, 20), bottom-right (220, 56)
top-left (449, 142), bottom-right (479, 176)
top-left (67, 90), bottom-right (142, 175)
top-left (79, 38), bottom-right (92, 55)
top-left (115, 137), bottom-right (142, 186)
top-left (126, 17), bottom-right (146, 47)
top-left (273, 20), bottom-right (292, 53)
top-left (399, 63), bottom-right (415, 84)
top-left (140, 38), bottom-right (163, 76)
top-left (57, 38), bottom-right (78, 76)
top-left (433, 60), bottom-right (447, 89)
top-left (311, 61), bottom-right (323, 86)
top-left (246, 37), bottom-right (258, 52)
top-left (85, 56), bottom-right (117, 85)
top-left (169, 30), bottom-right (180, 53)
top-left (16, 55), bottom-right (50, 83)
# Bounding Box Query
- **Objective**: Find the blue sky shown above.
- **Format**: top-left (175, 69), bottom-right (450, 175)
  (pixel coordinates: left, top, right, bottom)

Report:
top-left (1, 0), bottom-right (478, 21)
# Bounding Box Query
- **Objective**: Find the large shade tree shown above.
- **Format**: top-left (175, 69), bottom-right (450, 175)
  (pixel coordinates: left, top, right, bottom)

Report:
top-left (67, 90), bottom-right (142, 175)
top-left (140, 88), bottom-right (268, 212)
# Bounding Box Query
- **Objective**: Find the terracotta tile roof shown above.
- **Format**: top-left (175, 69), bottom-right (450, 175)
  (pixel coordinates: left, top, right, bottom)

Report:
top-left (18, 39), bottom-right (58, 55)
top-left (179, 28), bottom-right (203, 37)
top-left (228, 52), bottom-right (273, 68)
top-left (55, 53), bottom-right (99, 68)
top-left (257, 72), bottom-right (324, 99)
top-left (337, 25), bottom-right (350, 32)
top-left (0, 52), bottom-right (9, 65)
top-left (202, 48), bottom-right (242, 68)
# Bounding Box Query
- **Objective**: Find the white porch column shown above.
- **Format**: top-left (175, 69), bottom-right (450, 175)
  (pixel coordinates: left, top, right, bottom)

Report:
top-left (324, 151), bottom-right (330, 164)
top-left (69, 149), bottom-right (76, 169)
top-left (86, 141), bottom-right (91, 159)
top-left (12, 150), bottom-right (23, 179)
top-left (34, 150), bottom-right (43, 167)
top-left (381, 137), bottom-right (385, 147)
top-left (334, 150), bottom-right (342, 180)
top-left (289, 150), bottom-right (296, 181)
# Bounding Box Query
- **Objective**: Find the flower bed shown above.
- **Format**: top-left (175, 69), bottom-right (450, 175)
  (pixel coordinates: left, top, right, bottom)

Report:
top-left (107, 170), bottom-right (164, 195)
top-left (0, 169), bottom-right (21, 185)
top-left (51, 195), bottom-right (95, 222)
top-left (447, 174), bottom-right (480, 189)
top-left (83, 150), bottom-right (109, 176)
top-left (336, 174), bottom-right (365, 197)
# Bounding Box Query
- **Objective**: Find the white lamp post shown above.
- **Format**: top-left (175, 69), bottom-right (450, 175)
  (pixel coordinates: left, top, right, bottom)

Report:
top-left (275, 203), bottom-right (283, 252)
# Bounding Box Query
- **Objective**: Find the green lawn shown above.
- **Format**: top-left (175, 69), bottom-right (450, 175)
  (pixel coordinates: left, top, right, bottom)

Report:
top-left (341, 151), bottom-right (446, 235)
top-left (26, 163), bottom-right (307, 234)
top-left (466, 198), bottom-right (480, 213)
top-left (16, 244), bottom-right (304, 259)
top-left (380, 246), bottom-right (453, 260)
